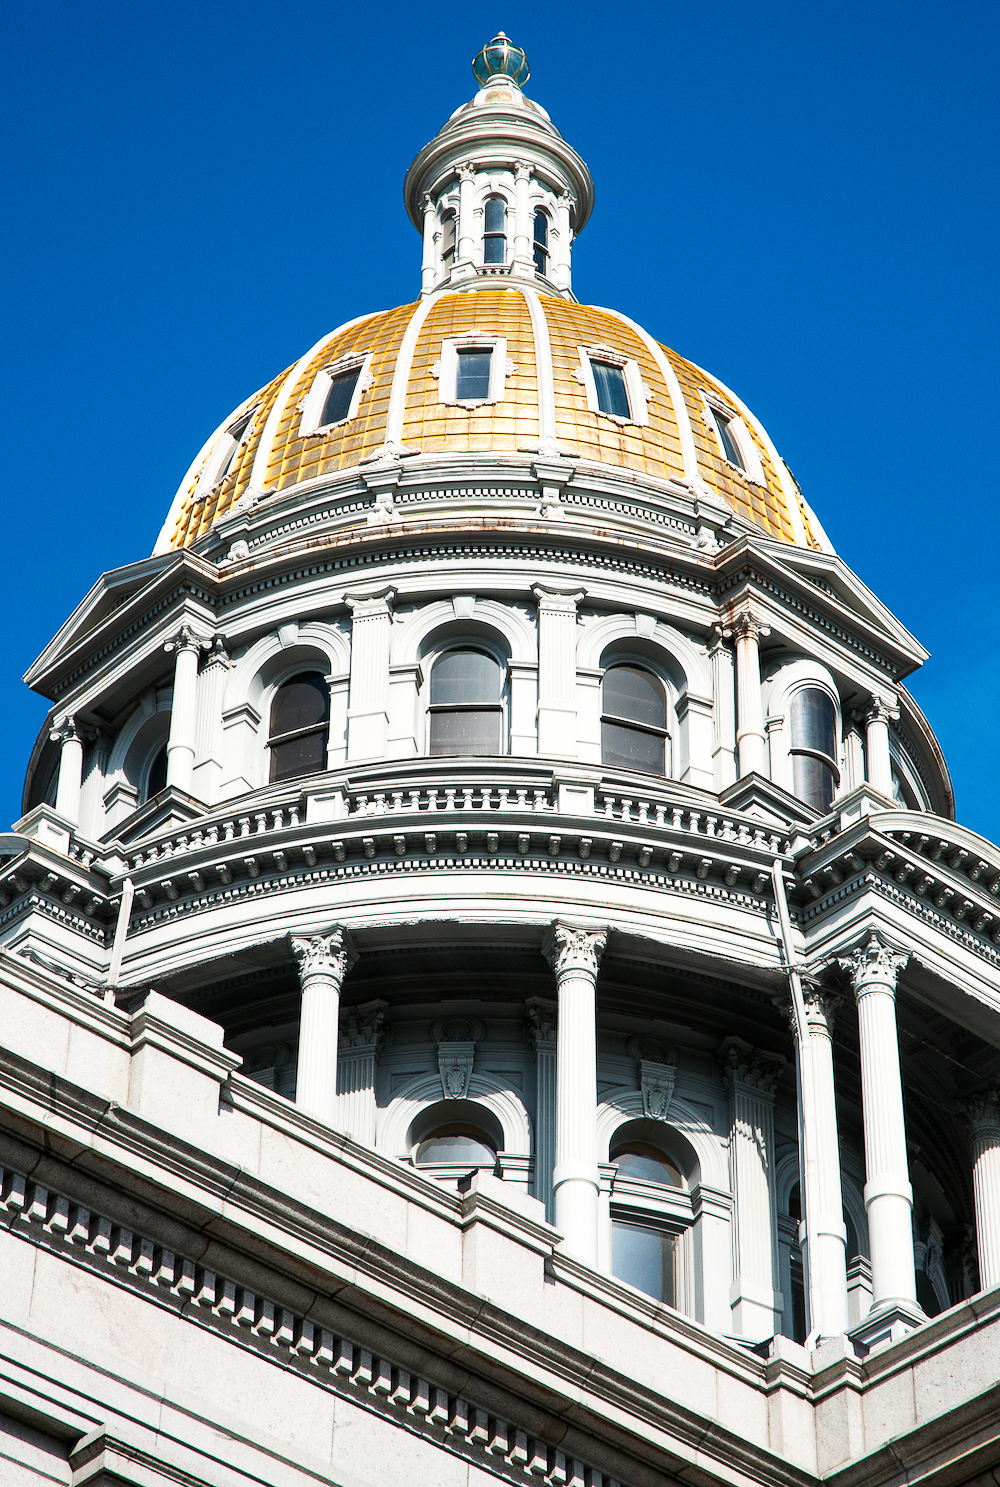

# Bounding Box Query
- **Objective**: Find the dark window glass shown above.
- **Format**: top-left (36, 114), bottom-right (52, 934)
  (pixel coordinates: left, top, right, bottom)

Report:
top-left (612, 1220), bottom-right (676, 1304)
top-left (441, 209), bottom-right (456, 266)
top-left (321, 369), bottom-right (360, 426)
top-left (146, 744), bottom-right (167, 801)
top-left (416, 1129), bottom-right (496, 1166)
top-left (455, 348), bottom-right (492, 400)
top-left (269, 673), bottom-right (330, 784)
top-left (601, 665), bottom-right (667, 775)
top-left (533, 209), bottom-right (549, 275)
top-left (217, 409), bottom-right (254, 482)
top-left (428, 649), bottom-right (503, 757)
top-left (713, 408), bottom-right (745, 469)
top-left (591, 360), bottom-right (630, 418)
top-left (611, 1143), bottom-right (682, 1187)
top-left (789, 688), bottom-right (838, 813)
top-left (483, 196), bottom-right (506, 263)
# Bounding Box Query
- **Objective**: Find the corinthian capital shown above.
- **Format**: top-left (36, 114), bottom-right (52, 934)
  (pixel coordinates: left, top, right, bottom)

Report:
top-left (164, 623), bottom-right (211, 657)
top-left (838, 930), bottom-right (908, 998)
top-left (514, 160), bottom-right (533, 182)
top-left (865, 695), bottom-right (900, 725)
top-left (543, 921), bottom-right (607, 980)
top-left (49, 715), bottom-right (80, 746)
top-left (719, 1036), bottom-right (784, 1097)
top-left (729, 608), bottom-right (771, 645)
top-left (290, 927), bottom-right (357, 985)
top-left (955, 1088), bottom-right (1000, 1136)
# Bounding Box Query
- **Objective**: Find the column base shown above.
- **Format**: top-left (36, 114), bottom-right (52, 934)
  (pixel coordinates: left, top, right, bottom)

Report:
top-left (848, 1299), bottom-right (925, 1354)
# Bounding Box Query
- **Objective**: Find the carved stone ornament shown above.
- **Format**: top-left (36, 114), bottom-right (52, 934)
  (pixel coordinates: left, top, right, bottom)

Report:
top-left (340, 1001), bottom-right (388, 1056)
top-left (49, 715), bottom-right (80, 747)
top-left (955, 1088), bottom-right (1000, 1136)
top-left (728, 609), bottom-right (771, 646)
top-left (865, 695), bottom-right (900, 725)
top-left (163, 623), bottom-right (212, 658)
top-left (542, 921), bottom-right (607, 980)
top-left (640, 1059), bottom-right (677, 1121)
top-left (438, 1041), bottom-right (475, 1099)
top-left (718, 1036), bottom-right (784, 1098)
top-left (525, 997), bottom-right (556, 1053)
top-left (289, 928), bottom-right (357, 986)
top-left (838, 930), bottom-right (909, 998)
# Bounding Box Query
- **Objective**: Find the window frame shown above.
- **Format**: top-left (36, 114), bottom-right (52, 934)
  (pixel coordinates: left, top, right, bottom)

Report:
top-left (424, 643), bottom-right (509, 759)
top-left (701, 392), bottom-right (766, 485)
top-left (298, 351), bottom-right (374, 437)
top-left (600, 660), bottom-right (672, 777)
top-left (575, 345), bottom-right (651, 426)
top-left (532, 207), bottom-right (550, 276)
top-left (786, 680), bottom-right (842, 813)
top-left (608, 1135), bottom-right (694, 1311)
top-left (432, 334), bottom-right (514, 409)
top-left (265, 671), bottom-right (332, 784)
top-left (481, 193), bottom-right (509, 266)
top-left (195, 403), bottom-right (261, 496)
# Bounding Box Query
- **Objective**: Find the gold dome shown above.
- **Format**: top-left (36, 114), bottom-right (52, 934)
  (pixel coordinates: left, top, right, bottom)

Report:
top-left (156, 290), bottom-right (829, 554)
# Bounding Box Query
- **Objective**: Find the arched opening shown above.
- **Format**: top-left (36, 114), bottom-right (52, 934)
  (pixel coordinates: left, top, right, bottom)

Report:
top-left (533, 208), bottom-right (549, 275)
top-left (268, 673), bottom-right (330, 783)
top-left (601, 664), bottom-right (668, 775)
top-left (145, 743), bottom-right (167, 802)
top-left (483, 196), bottom-right (507, 264)
top-left (789, 687), bottom-right (839, 813)
top-left (428, 648), bottom-right (504, 756)
top-left (441, 208), bottom-right (457, 271)
top-left (609, 1128), bottom-right (686, 1305)
top-left (407, 1099), bottom-right (503, 1180)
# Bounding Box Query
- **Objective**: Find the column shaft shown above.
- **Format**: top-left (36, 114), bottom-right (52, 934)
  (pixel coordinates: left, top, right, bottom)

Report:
top-left (420, 194), bottom-right (436, 295)
top-left (840, 933), bottom-right (917, 1312)
top-left (803, 993), bottom-right (850, 1334)
top-left (553, 192), bottom-right (573, 293)
top-left (51, 720), bottom-right (84, 826)
top-left (165, 626), bottom-right (207, 793)
top-left (731, 612), bottom-right (769, 777)
top-left (544, 923), bottom-right (606, 1265)
top-left (513, 162), bottom-right (532, 269)
top-left (457, 163), bottom-right (476, 267)
top-left (346, 587), bottom-right (395, 761)
top-left (720, 1039), bottom-right (784, 1339)
top-left (527, 999), bottom-right (557, 1222)
top-left (958, 1093), bottom-right (1000, 1291)
top-left (291, 929), bottom-right (357, 1126)
top-left (864, 697), bottom-right (897, 796)
top-left (533, 585), bottom-right (583, 758)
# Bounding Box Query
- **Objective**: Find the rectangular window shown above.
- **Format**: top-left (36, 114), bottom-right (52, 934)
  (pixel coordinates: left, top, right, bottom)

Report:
top-left (455, 348), bottom-right (492, 401)
top-left (591, 360), bottom-right (630, 419)
top-left (611, 1220), bottom-right (676, 1305)
top-left (321, 369), bottom-right (361, 426)
top-left (713, 407), bottom-right (745, 469)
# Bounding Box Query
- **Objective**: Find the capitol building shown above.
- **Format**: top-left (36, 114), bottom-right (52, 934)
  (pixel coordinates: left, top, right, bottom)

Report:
top-left (1, 33), bottom-right (998, 1487)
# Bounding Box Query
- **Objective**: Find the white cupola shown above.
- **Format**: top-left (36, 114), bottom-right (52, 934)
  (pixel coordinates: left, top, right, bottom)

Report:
top-left (403, 33), bottom-right (594, 299)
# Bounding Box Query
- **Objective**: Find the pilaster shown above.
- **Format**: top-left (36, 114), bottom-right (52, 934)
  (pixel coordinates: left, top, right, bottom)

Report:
top-left (345, 587), bottom-right (395, 762)
top-left (533, 585), bottom-right (584, 759)
top-left (956, 1088), bottom-right (1000, 1291)
top-left (720, 1037), bottom-right (785, 1340)
top-left (164, 624), bottom-right (211, 794)
top-left (729, 609), bottom-right (770, 779)
top-left (526, 997), bottom-right (557, 1222)
top-left (338, 999), bottom-right (388, 1146)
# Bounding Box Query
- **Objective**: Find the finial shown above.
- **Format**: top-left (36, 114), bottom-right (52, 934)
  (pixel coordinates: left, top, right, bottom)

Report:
top-left (472, 32), bottom-right (530, 89)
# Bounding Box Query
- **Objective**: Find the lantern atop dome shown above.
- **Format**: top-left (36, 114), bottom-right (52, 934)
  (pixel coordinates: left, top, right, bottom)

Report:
top-left (472, 32), bottom-right (530, 89)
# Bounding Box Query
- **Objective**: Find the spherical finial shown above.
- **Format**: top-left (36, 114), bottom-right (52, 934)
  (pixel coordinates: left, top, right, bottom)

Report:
top-left (472, 32), bottom-right (530, 89)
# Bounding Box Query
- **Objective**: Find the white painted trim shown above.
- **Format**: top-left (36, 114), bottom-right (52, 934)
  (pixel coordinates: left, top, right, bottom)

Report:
top-left (699, 391), bottom-right (766, 487)
top-left (385, 296), bottom-right (440, 448)
top-left (376, 1072), bottom-right (532, 1157)
top-left (298, 351), bottom-right (374, 436)
top-left (574, 344), bottom-right (650, 427)
top-left (391, 598), bottom-right (537, 668)
top-left (518, 287), bottom-right (556, 447)
top-left (432, 334), bottom-right (512, 408)
top-left (594, 307), bottom-right (699, 482)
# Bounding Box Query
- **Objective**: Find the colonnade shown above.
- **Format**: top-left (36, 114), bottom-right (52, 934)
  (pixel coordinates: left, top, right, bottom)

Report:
top-left (281, 918), bottom-right (1000, 1340)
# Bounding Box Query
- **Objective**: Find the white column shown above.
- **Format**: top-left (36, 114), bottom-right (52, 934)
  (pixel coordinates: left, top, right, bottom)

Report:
top-left (164, 625), bottom-right (209, 793)
top-left (513, 161), bottom-right (532, 272)
top-left (345, 587), bottom-right (395, 761)
top-left (420, 193), bottom-right (436, 295)
top-left (291, 928), bottom-right (357, 1126)
top-left (720, 1038), bottom-right (784, 1340)
top-left (338, 1000), bottom-right (387, 1146)
top-left (957, 1090), bottom-right (1000, 1292)
top-left (192, 638), bottom-right (230, 803)
top-left (864, 696), bottom-right (897, 797)
top-left (543, 922), bottom-right (607, 1266)
top-left (533, 584), bottom-right (583, 759)
top-left (708, 627), bottom-right (737, 791)
top-left (839, 932), bottom-right (919, 1317)
top-left (553, 191), bottom-right (574, 294)
top-left (801, 989), bottom-right (850, 1335)
top-left (456, 161), bottom-right (477, 270)
top-left (731, 610), bottom-right (769, 778)
top-left (527, 997), bottom-right (557, 1222)
top-left (50, 717), bottom-right (84, 826)
top-left (844, 720), bottom-right (866, 793)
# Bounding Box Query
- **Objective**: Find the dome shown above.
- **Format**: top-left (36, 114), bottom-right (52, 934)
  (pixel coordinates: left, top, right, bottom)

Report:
top-left (155, 291), bottom-right (829, 554)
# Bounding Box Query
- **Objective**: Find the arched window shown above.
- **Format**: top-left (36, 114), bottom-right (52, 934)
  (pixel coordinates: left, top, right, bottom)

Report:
top-left (533, 208), bottom-right (549, 275)
top-left (441, 208), bottom-right (457, 271)
top-left (610, 1136), bottom-right (685, 1305)
top-left (789, 687), bottom-right (839, 813)
top-left (145, 743), bottom-right (167, 801)
top-left (601, 665), bottom-right (668, 775)
top-left (268, 673), bottom-right (330, 783)
top-left (415, 1127), bottom-right (497, 1167)
top-left (483, 196), bottom-right (507, 264)
top-left (428, 649), bottom-right (504, 756)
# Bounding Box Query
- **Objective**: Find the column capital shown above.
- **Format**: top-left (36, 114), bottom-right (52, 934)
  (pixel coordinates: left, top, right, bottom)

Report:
top-left (531, 582), bottom-right (586, 612)
top-left (49, 715), bottom-right (81, 746)
top-left (956, 1088), bottom-right (1000, 1136)
top-left (728, 608), bottom-right (771, 645)
top-left (457, 159), bottom-right (477, 182)
top-left (718, 1036), bottom-right (784, 1098)
top-left (838, 930), bottom-right (909, 999)
top-left (419, 191), bottom-right (433, 213)
top-left (543, 921), bottom-right (607, 979)
top-left (525, 996), bottom-right (557, 1053)
top-left (290, 927), bottom-right (358, 984)
top-left (164, 623), bottom-right (212, 657)
top-left (339, 998), bottom-right (387, 1055)
top-left (343, 585), bottom-right (395, 618)
top-left (514, 160), bottom-right (533, 182)
top-left (862, 694), bottom-right (900, 726)
top-left (707, 623), bottom-right (733, 656)
top-left (557, 189), bottom-right (575, 209)
top-left (200, 636), bottom-right (231, 672)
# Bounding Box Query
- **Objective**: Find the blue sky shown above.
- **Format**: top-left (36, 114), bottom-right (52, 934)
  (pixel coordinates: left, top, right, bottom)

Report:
top-left (3, 1), bottom-right (998, 840)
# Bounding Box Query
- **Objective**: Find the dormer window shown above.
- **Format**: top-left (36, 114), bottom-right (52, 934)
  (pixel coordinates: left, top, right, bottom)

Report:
top-left (533, 209), bottom-right (549, 275)
top-left (592, 360), bottom-right (630, 419)
top-left (712, 407), bottom-right (744, 469)
top-left (441, 209), bottom-right (457, 269)
top-left (456, 348), bottom-right (492, 401)
top-left (196, 405), bottom-right (259, 494)
top-left (702, 393), bottom-right (765, 483)
top-left (483, 195), bottom-right (507, 264)
top-left (298, 352), bottom-right (373, 436)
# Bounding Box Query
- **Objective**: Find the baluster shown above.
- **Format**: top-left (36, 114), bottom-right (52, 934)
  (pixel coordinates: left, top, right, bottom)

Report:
top-left (603, 795), bottom-right (616, 819)
top-left (462, 788), bottom-right (474, 811)
top-left (654, 803), bottom-right (666, 827)
top-left (688, 812), bottom-right (701, 834)
top-left (223, 819), bottom-right (235, 842)
top-left (373, 793), bottom-right (387, 816)
top-left (254, 814), bottom-right (267, 835)
top-left (288, 803), bottom-right (300, 828)
top-left (427, 790), bottom-right (439, 812)
top-left (516, 789), bottom-right (529, 811)
top-left (672, 806), bottom-right (683, 829)
top-left (637, 800), bottom-right (649, 824)
top-left (532, 790), bottom-right (546, 812)
top-left (497, 787), bottom-right (510, 810)
top-left (272, 808), bottom-right (284, 831)
top-left (444, 788), bottom-right (457, 812)
top-left (391, 792), bottom-right (404, 813)
top-left (620, 799), bottom-right (632, 824)
top-left (408, 790), bottom-right (421, 811)
top-left (705, 815), bottom-right (718, 838)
